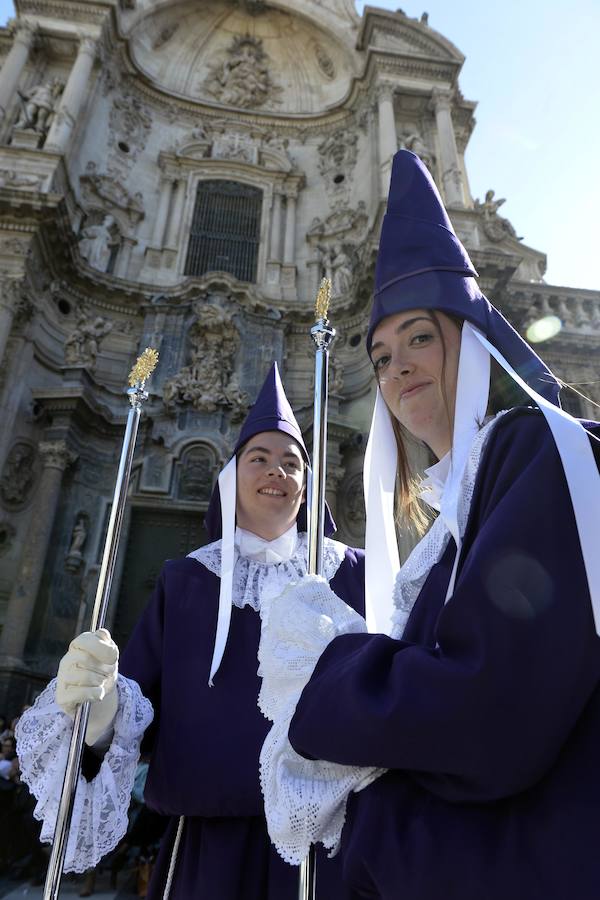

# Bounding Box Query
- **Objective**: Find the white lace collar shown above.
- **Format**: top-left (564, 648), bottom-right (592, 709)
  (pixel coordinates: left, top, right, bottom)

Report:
top-left (188, 533), bottom-right (347, 612)
top-left (391, 412), bottom-right (508, 639)
top-left (418, 451), bottom-right (451, 511)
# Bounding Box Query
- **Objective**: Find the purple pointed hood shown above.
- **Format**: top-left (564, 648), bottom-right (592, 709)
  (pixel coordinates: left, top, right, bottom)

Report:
top-left (368, 150), bottom-right (560, 403)
top-left (205, 362), bottom-right (335, 538)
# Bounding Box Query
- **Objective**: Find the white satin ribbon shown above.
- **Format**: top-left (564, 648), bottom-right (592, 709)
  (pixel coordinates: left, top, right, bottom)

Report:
top-left (363, 388), bottom-right (401, 633)
top-left (237, 525), bottom-right (298, 565)
top-left (209, 457), bottom-right (237, 686)
top-left (469, 325), bottom-right (600, 634)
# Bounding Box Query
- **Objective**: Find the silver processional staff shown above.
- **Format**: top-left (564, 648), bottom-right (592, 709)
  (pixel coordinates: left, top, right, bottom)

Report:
top-left (43, 348), bottom-right (159, 900)
top-left (299, 278), bottom-right (336, 900)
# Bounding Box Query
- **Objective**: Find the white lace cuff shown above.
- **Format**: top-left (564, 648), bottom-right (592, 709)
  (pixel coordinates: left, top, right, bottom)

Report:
top-left (16, 674), bottom-right (153, 874)
top-left (258, 575), bottom-right (385, 865)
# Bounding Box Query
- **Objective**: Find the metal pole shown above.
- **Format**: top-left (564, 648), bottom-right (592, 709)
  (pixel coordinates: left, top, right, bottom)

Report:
top-left (299, 280), bottom-right (336, 900)
top-left (43, 349), bottom-right (159, 900)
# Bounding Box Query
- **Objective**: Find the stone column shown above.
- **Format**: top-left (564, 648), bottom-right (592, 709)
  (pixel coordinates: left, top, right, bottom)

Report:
top-left (0, 440), bottom-right (76, 665)
top-left (283, 193), bottom-right (297, 265)
top-left (152, 177), bottom-right (173, 248)
top-left (430, 88), bottom-right (464, 208)
top-left (0, 21), bottom-right (37, 125)
top-left (376, 83), bottom-right (398, 197)
top-left (269, 191), bottom-right (283, 261)
top-left (113, 235), bottom-right (137, 279)
top-left (165, 178), bottom-right (187, 249)
top-left (44, 35), bottom-right (97, 154)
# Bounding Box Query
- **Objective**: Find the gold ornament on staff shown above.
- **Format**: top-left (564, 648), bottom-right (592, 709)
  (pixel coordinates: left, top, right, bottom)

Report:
top-left (315, 277), bottom-right (332, 322)
top-left (299, 278), bottom-right (336, 900)
top-left (43, 348), bottom-right (159, 900)
top-left (129, 347), bottom-right (159, 387)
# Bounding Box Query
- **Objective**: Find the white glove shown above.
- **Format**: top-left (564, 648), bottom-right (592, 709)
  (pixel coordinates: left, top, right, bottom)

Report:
top-left (56, 628), bottom-right (119, 747)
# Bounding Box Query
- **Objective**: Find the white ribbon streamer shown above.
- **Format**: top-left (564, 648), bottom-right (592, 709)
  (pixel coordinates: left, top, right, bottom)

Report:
top-left (209, 456), bottom-right (237, 685)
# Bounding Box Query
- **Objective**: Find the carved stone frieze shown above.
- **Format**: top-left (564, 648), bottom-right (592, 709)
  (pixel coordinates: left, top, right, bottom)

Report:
top-left (162, 301), bottom-right (249, 421)
top-left (0, 441), bottom-right (37, 509)
top-left (0, 168), bottom-right (45, 190)
top-left (64, 306), bottom-right (114, 368)
top-left (202, 35), bottom-right (282, 110)
top-left (80, 162), bottom-right (144, 231)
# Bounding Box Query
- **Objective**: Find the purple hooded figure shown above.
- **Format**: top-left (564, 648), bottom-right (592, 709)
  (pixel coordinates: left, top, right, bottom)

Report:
top-left (16, 363), bottom-right (365, 900)
top-left (255, 151), bottom-right (600, 900)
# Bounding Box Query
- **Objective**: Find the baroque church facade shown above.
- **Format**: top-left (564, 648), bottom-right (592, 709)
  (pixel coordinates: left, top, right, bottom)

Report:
top-left (0, 0), bottom-right (598, 708)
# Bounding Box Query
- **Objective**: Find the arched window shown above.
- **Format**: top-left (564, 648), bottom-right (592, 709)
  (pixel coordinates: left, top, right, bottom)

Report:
top-left (184, 180), bottom-right (262, 283)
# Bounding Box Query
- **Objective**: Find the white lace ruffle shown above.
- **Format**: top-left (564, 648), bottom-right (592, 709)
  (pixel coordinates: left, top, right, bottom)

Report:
top-left (188, 533), bottom-right (347, 613)
top-left (16, 675), bottom-right (153, 874)
top-left (390, 411), bottom-right (508, 639)
top-left (258, 575), bottom-right (385, 865)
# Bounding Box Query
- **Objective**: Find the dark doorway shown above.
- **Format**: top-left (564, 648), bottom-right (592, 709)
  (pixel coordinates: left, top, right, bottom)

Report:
top-left (112, 507), bottom-right (207, 648)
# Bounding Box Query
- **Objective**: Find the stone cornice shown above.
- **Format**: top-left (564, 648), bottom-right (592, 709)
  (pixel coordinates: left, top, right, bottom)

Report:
top-left (357, 7), bottom-right (464, 65)
top-left (14, 0), bottom-right (112, 27)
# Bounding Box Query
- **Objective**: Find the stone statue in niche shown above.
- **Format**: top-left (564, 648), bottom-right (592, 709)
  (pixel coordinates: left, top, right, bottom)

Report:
top-left (317, 243), bottom-right (355, 299)
top-left (0, 442), bottom-right (36, 509)
top-left (205, 35), bottom-right (281, 109)
top-left (162, 303), bottom-right (248, 418)
top-left (78, 215), bottom-right (120, 271)
top-left (329, 355), bottom-right (344, 396)
top-left (178, 447), bottom-right (213, 502)
top-left (65, 514), bottom-right (88, 572)
top-left (402, 130), bottom-right (435, 170)
top-left (64, 308), bottom-right (114, 369)
top-left (474, 190), bottom-right (521, 242)
top-left (14, 79), bottom-right (63, 133)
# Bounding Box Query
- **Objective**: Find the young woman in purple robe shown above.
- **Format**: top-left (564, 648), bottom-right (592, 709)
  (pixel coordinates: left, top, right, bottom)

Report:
top-left (258, 152), bottom-right (600, 900)
top-left (16, 363), bottom-right (365, 899)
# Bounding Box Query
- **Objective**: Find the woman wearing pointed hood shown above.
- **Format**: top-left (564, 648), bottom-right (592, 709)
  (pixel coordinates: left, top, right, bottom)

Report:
top-left (16, 363), bottom-right (365, 900)
top-left (258, 152), bottom-right (600, 900)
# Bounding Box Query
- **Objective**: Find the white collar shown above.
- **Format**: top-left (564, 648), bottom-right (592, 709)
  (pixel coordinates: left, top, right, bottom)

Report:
top-left (418, 451), bottom-right (451, 511)
top-left (235, 523), bottom-right (298, 565)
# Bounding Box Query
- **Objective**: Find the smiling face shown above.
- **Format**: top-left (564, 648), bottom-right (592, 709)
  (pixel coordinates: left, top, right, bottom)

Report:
top-left (235, 430), bottom-right (306, 541)
top-left (370, 309), bottom-right (461, 459)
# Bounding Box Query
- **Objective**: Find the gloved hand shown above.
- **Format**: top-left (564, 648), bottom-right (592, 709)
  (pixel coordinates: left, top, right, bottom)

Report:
top-left (56, 628), bottom-right (119, 747)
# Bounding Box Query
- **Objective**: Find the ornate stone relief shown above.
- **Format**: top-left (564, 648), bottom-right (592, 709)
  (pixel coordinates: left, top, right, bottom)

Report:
top-left (317, 128), bottom-right (359, 206)
top-left (202, 35), bottom-right (282, 110)
top-left (312, 41), bottom-right (336, 79)
top-left (316, 243), bottom-right (356, 301)
top-left (307, 202), bottom-right (368, 242)
top-left (0, 441), bottom-right (37, 509)
top-left (64, 306), bottom-right (114, 368)
top-left (80, 161), bottom-right (144, 232)
top-left (174, 122), bottom-right (293, 172)
top-left (474, 190), bottom-right (521, 243)
top-left (107, 89), bottom-right (152, 165)
top-left (0, 169), bottom-right (45, 190)
top-left (162, 300), bottom-right (249, 420)
top-left (177, 445), bottom-right (214, 502)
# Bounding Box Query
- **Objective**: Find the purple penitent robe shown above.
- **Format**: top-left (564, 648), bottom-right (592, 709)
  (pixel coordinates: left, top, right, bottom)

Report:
top-left (288, 410), bottom-right (600, 900)
top-left (120, 543), bottom-right (365, 900)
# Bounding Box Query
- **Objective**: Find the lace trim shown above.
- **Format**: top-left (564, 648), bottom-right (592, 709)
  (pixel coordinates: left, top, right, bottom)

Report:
top-left (16, 675), bottom-right (153, 874)
top-left (188, 533), bottom-right (347, 612)
top-left (257, 575), bottom-right (384, 865)
top-left (390, 411), bottom-right (508, 639)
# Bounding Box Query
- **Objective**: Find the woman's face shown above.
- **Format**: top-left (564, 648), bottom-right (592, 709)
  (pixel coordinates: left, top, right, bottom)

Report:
top-left (236, 430), bottom-right (305, 541)
top-left (370, 309), bottom-right (461, 459)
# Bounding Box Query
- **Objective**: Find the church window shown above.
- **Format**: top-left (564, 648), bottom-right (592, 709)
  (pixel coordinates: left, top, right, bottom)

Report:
top-left (184, 180), bottom-right (262, 283)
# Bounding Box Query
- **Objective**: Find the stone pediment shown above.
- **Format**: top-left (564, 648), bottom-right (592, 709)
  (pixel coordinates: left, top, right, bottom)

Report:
top-left (358, 12), bottom-right (464, 64)
top-left (128, 0), bottom-right (356, 115)
top-left (173, 123), bottom-right (293, 172)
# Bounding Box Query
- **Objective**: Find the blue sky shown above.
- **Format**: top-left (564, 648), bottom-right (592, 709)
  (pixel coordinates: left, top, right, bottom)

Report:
top-left (1, 0), bottom-right (598, 291)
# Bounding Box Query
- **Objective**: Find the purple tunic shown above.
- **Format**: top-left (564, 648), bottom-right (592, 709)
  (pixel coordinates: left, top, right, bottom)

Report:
top-left (289, 410), bottom-right (600, 899)
top-left (120, 545), bottom-right (365, 900)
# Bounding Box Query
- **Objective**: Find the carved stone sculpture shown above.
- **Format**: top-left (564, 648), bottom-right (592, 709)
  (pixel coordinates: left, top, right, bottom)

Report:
top-left (162, 303), bottom-right (249, 418)
top-left (64, 308), bottom-right (114, 368)
top-left (474, 190), bottom-right (521, 242)
top-left (65, 514), bottom-right (88, 571)
top-left (317, 243), bottom-right (355, 299)
top-left (204, 35), bottom-right (281, 109)
top-left (0, 442), bottom-right (36, 509)
top-left (178, 446), bottom-right (213, 501)
top-left (78, 215), bottom-right (119, 271)
top-left (0, 169), bottom-right (44, 189)
top-left (401, 130), bottom-right (435, 170)
top-left (14, 79), bottom-right (63, 133)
